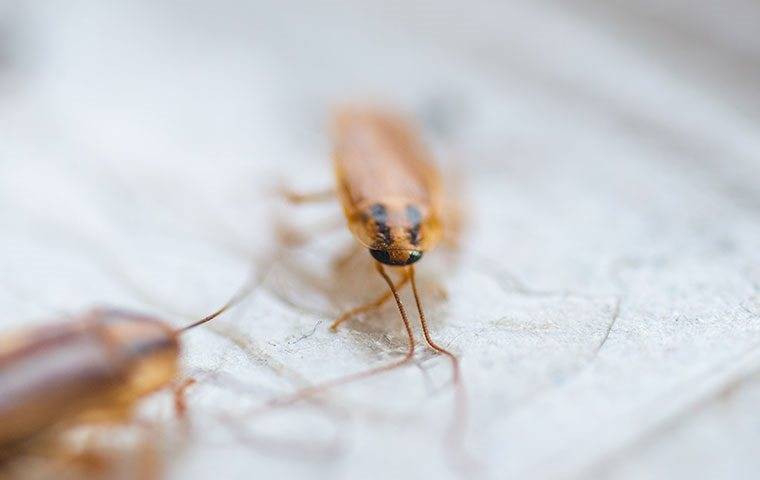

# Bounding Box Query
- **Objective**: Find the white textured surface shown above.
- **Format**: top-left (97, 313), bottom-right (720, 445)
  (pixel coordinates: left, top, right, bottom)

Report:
top-left (1, 1), bottom-right (759, 479)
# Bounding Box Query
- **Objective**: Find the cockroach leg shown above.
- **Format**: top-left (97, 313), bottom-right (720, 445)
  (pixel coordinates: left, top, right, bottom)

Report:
top-left (245, 262), bottom-right (417, 412)
top-left (330, 242), bottom-right (361, 271)
top-left (329, 268), bottom-right (410, 331)
top-left (172, 377), bottom-right (197, 419)
top-left (279, 186), bottom-right (335, 205)
top-left (275, 216), bottom-right (345, 248)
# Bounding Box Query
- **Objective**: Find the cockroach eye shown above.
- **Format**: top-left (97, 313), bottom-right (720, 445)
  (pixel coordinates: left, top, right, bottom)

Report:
top-left (405, 250), bottom-right (423, 264)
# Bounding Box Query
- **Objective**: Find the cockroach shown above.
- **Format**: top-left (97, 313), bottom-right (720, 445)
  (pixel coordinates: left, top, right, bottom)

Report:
top-left (0, 301), bottom-right (234, 459)
top-left (280, 106), bottom-right (467, 450)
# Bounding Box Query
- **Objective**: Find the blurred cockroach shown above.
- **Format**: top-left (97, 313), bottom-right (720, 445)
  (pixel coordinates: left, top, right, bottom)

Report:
top-left (0, 300), bottom-right (236, 464)
top-left (281, 106), bottom-right (467, 450)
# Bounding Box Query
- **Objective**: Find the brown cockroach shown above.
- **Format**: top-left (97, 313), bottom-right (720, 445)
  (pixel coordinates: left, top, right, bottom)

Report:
top-left (0, 302), bottom-right (233, 461)
top-left (280, 106), bottom-right (467, 452)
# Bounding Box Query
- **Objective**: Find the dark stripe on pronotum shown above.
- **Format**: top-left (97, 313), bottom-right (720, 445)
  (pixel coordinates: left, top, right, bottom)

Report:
top-left (369, 203), bottom-right (388, 223)
top-left (406, 204), bottom-right (423, 245)
top-left (369, 203), bottom-right (392, 244)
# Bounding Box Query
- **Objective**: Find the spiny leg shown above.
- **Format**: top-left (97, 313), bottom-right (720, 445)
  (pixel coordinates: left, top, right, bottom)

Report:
top-left (275, 216), bottom-right (345, 248)
top-left (330, 268), bottom-right (410, 331)
top-left (247, 261), bottom-right (417, 412)
top-left (279, 186), bottom-right (335, 205)
top-left (275, 186), bottom-right (341, 246)
top-left (173, 377), bottom-right (197, 418)
top-left (408, 265), bottom-right (468, 451)
top-left (330, 241), bottom-right (361, 271)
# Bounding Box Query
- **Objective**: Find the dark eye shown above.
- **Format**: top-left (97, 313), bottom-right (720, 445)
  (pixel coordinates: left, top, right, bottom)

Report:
top-left (369, 249), bottom-right (392, 264)
top-left (406, 250), bottom-right (423, 264)
top-left (369, 249), bottom-right (423, 266)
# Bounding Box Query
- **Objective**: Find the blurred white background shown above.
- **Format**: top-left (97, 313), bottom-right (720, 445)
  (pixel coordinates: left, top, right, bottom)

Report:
top-left (1, 1), bottom-right (759, 479)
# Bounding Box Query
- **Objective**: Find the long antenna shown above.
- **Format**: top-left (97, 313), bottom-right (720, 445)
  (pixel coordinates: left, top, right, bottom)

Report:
top-left (240, 261), bottom-right (417, 412)
top-left (408, 265), bottom-right (469, 454)
top-left (176, 263), bottom-right (265, 334)
top-left (176, 298), bottom-right (237, 334)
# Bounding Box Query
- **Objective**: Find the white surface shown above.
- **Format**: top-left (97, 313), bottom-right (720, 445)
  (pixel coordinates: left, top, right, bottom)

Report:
top-left (1, 1), bottom-right (759, 479)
